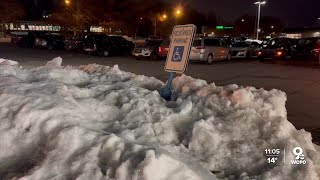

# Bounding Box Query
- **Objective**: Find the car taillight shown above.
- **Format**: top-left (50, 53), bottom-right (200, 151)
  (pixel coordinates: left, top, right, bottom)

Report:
top-left (276, 51), bottom-right (283, 56)
top-left (312, 49), bottom-right (320, 53)
top-left (159, 47), bottom-right (162, 52)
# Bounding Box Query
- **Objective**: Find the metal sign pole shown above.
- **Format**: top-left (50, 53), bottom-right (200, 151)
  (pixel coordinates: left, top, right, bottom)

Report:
top-left (160, 72), bottom-right (175, 101)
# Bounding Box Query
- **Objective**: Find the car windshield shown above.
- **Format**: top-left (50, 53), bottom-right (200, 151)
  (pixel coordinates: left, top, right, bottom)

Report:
top-left (146, 40), bottom-right (162, 46)
top-left (303, 38), bottom-right (320, 45)
top-left (74, 34), bottom-right (85, 40)
top-left (160, 39), bottom-right (170, 46)
top-left (223, 38), bottom-right (233, 45)
top-left (267, 38), bottom-right (293, 47)
top-left (193, 39), bottom-right (202, 46)
top-left (233, 42), bottom-right (250, 47)
top-left (204, 38), bottom-right (220, 46)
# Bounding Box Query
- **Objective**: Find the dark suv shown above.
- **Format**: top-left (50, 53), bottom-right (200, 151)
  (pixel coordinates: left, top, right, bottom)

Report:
top-left (258, 38), bottom-right (297, 60)
top-left (64, 33), bottom-right (87, 51)
top-left (35, 33), bottom-right (65, 50)
top-left (12, 32), bottom-right (42, 48)
top-left (292, 37), bottom-right (320, 61)
top-left (83, 34), bottom-right (108, 54)
top-left (83, 34), bottom-right (135, 56)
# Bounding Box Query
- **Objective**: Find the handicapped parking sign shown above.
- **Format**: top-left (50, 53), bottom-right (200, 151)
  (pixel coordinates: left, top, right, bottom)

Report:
top-left (161, 24), bottom-right (196, 101)
top-left (165, 24), bottom-right (197, 73)
top-left (172, 46), bottom-right (184, 62)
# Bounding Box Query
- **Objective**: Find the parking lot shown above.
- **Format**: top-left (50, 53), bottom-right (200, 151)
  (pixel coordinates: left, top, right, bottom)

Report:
top-left (1, 42), bottom-right (320, 142)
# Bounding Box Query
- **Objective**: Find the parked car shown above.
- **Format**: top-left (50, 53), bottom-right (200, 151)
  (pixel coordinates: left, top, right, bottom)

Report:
top-left (35, 33), bottom-right (65, 50)
top-left (11, 32), bottom-right (39, 48)
top-left (11, 34), bottom-right (25, 44)
top-left (291, 37), bottom-right (320, 61)
top-left (83, 34), bottom-right (135, 56)
top-left (216, 37), bottom-right (236, 46)
top-left (257, 38), bottom-right (297, 60)
top-left (189, 37), bottom-right (232, 64)
top-left (64, 33), bottom-right (87, 51)
top-left (231, 41), bottom-right (261, 59)
top-left (132, 39), bottom-right (163, 60)
top-left (83, 33), bottom-right (108, 54)
top-left (158, 39), bottom-right (170, 59)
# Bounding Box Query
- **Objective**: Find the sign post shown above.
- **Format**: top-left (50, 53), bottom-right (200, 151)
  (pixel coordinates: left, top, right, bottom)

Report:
top-left (160, 24), bottom-right (197, 101)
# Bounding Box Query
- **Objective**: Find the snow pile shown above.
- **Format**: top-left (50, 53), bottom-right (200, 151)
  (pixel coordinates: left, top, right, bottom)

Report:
top-left (0, 58), bottom-right (319, 180)
top-left (0, 58), bottom-right (19, 66)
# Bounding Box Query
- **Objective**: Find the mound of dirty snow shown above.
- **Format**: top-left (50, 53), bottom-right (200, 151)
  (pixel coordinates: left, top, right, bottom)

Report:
top-left (0, 57), bottom-right (319, 180)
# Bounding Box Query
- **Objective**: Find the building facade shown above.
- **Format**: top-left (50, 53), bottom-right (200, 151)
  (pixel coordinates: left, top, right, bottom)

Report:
top-left (282, 27), bottom-right (320, 39)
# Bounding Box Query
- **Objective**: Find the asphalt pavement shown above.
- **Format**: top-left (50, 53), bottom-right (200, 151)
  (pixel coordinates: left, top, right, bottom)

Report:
top-left (1, 42), bottom-right (320, 144)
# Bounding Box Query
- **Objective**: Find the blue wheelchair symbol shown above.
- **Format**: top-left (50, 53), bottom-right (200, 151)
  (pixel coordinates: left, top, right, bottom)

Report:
top-left (172, 46), bottom-right (184, 62)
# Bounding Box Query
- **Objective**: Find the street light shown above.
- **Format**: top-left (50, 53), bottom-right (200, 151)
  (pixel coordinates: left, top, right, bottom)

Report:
top-left (65, 0), bottom-right (70, 5)
top-left (254, 1), bottom-right (266, 40)
top-left (241, 19), bottom-right (245, 22)
top-left (163, 14), bottom-right (167, 19)
top-left (175, 8), bottom-right (182, 17)
top-left (154, 13), bottom-right (168, 36)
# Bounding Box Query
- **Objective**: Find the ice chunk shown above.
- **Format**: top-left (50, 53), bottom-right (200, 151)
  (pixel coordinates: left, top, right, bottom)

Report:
top-left (45, 56), bottom-right (62, 68)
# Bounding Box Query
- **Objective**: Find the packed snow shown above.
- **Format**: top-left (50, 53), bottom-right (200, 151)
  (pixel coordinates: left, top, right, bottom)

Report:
top-left (0, 57), bottom-right (319, 180)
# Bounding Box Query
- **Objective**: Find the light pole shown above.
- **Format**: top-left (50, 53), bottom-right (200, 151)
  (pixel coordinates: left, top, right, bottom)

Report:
top-left (154, 14), bottom-right (167, 36)
top-left (154, 18), bottom-right (157, 36)
top-left (64, 0), bottom-right (81, 35)
top-left (174, 7), bottom-right (182, 25)
top-left (254, 1), bottom-right (266, 40)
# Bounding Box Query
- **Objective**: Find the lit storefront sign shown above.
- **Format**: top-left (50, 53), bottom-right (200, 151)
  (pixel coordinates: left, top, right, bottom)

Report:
top-left (90, 26), bottom-right (105, 32)
top-left (5, 22), bottom-right (61, 32)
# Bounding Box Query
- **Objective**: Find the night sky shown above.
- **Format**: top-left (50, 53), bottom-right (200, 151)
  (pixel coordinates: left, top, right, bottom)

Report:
top-left (183, 0), bottom-right (320, 27)
top-left (22, 0), bottom-right (320, 27)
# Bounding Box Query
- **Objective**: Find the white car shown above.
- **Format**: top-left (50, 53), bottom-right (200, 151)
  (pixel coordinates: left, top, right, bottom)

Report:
top-left (231, 41), bottom-right (261, 59)
top-left (189, 38), bottom-right (232, 64)
top-left (132, 40), bottom-right (163, 60)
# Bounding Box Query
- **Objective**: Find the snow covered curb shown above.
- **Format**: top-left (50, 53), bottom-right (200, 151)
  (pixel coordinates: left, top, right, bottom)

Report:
top-left (0, 57), bottom-right (319, 180)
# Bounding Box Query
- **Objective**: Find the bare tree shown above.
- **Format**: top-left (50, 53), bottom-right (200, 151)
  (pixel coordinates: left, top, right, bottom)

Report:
top-left (51, 0), bottom-right (169, 36)
top-left (0, 0), bottom-right (25, 36)
top-left (50, 0), bottom-right (96, 34)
